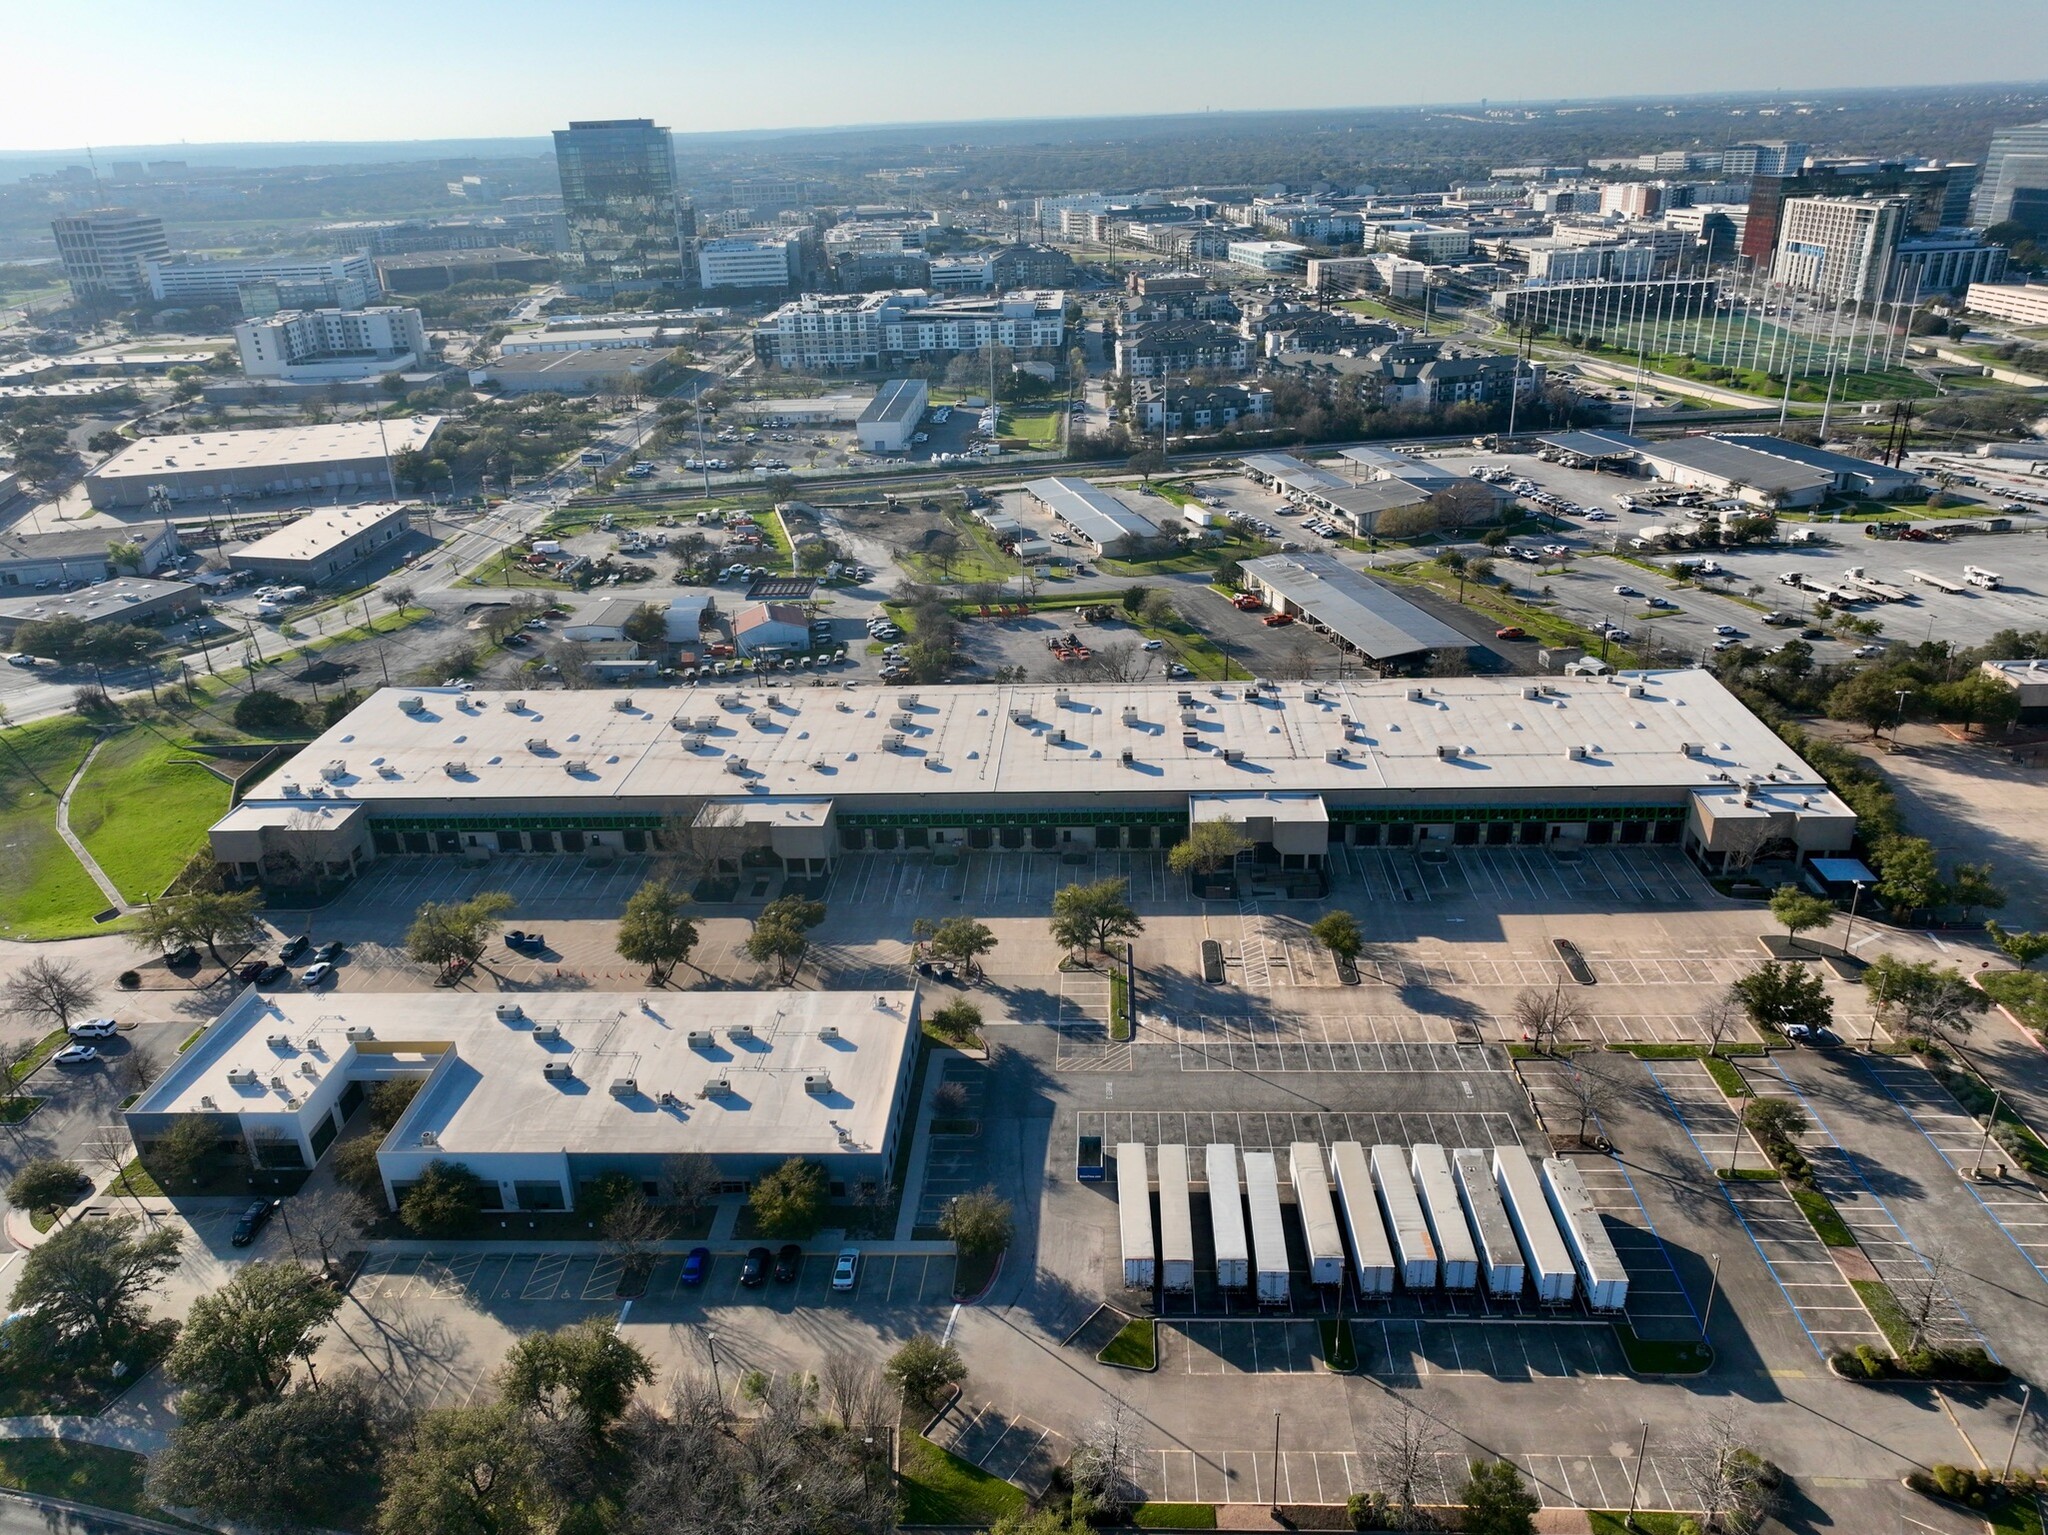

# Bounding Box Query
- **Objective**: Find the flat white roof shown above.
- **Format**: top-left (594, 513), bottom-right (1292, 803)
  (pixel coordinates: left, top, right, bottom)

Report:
top-left (0, 577), bottom-right (192, 625)
top-left (93, 419), bottom-right (441, 483)
top-left (232, 502), bottom-right (410, 564)
top-left (136, 988), bottom-right (915, 1163)
top-left (224, 670), bottom-right (1838, 815)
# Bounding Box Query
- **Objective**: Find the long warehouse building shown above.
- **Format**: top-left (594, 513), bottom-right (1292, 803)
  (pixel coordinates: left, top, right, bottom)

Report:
top-left (1239, 553), bottom-right (1472, 670)
top-left (207, 673), bottom-right (1855, 897)
top-left (85, 418), bottom-right (442, 508)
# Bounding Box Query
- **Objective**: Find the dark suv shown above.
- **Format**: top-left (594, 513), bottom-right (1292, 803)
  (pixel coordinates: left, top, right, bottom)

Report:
top-left (231, 1199), bottom-right (280, 1247)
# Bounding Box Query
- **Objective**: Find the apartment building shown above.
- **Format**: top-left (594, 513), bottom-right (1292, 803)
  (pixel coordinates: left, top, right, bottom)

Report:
top-left (50, 209), bottom-right (170, 305)
top-left (1770, 196), bottom-right (1910, 304)
top-left (697, 233), bottom-right (799, 290)
top-left (754, 289), bottom-right (1066, 372)
top-left (234, 306), bottom-right (428, 381)
top-left (1115, 320), bottom-right (1250, 378)
top-left (1133, 382), bottom-right (1273, 432)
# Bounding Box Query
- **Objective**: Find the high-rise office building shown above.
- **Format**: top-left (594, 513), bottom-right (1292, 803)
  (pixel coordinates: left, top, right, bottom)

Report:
top-left (552, 119), bottom-right (688, 292)
top-left (1770, 196), bottom-right (1909, 304)
top-left (1973, 120), bottom-right (2048, 234)
top-left (50, 208), bottom-right (169, 306)
top-left (1742, 161), bottom-right (1974, 265)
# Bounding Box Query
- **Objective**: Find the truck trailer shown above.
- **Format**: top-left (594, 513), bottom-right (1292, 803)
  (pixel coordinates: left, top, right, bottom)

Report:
top-left (1156, 1144), bottom-right (1196, 1295)
top-left (1410, 1143), bottom-right (1480, 1291)
top-left (1541, 1157), bottom-right (1629, 1312)
top-left (1906, 568), bottom-right (1967, 595)
top-left (1242, 1151), bottom-right (1292, 1306)
top-left (1290, 1142), bottom-right (1347, 1288)
top-left (1372, 1143), bottom-right (1439, 1289)
top-left (1452, 1148), bottom-right (1526, 1299)
top-left (1206, 1142), bottom-right (1250, 1290)
top-left (1117, 1142), bottom-right (1155, 1291)
top-left (1493, 1145), bottom-right (1576, 1304)
top-left (1330, 1141), bottom-right (1397, 1297)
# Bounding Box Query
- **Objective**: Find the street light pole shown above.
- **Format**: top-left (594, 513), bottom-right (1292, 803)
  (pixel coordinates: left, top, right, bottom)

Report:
top-left (1271, 1410), bottom-right (1281, 1517)
top-left (1840, 880), bottom-right (1867, 962)
top-left (1973, 1086), bottom-right (2006, 1177)
top-left (1624, 1422), bottom-right (1651, 1529)
top-left (2004, 1384), bottom-right (2033, 1484)
top-left (1700, 1251), bottom-right (1723, 1332)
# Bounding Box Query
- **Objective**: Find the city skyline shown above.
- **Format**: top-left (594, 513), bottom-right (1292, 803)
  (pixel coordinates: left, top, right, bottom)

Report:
top-left (2, 0), bottom-right (2047, 152)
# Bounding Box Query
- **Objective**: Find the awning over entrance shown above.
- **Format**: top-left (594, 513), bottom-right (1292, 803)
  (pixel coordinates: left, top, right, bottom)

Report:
top-left (1189, 792), bottom-right (1328, 857)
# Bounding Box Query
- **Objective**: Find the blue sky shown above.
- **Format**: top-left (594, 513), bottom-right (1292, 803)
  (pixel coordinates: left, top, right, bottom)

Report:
top-left (4, 0), bottom-right (2046, 149)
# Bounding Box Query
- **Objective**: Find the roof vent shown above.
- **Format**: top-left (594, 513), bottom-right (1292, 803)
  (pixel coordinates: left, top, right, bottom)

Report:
top-left (542, 1061), bottom-right (574, 1081)
top-left (495, 1002), bottom-right (523, 1021)
top-left (609, 1076), bottom-right (637, 1097)
top-left (565, 759), bottom-right (588, 774)
top-left (804, 1072), bottom-right (833, 1095)
top-left (343, 1025), bottom-right (374, 1042)
top-left (398, 695), bottom-right (424, 713)
top-left (687, 1029), bottom-right (715, 1049)
top-left (443, 760), bottom-right (468, 777)
top-left (533, 1023), bottom-right (562, 1042)
top-left (320, 760), bottom-right (346, 781)
top-left (1407, 686), bottom-right (1425, 701)
top-left (525, 737), bottom-right (549, 752)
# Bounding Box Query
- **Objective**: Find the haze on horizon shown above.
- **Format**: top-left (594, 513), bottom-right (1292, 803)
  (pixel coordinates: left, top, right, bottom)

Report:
top-left (5, 0), bottom-right (2048, 153)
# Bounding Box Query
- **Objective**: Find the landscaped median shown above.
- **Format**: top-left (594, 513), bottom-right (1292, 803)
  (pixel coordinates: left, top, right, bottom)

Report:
top-left (1097, 1315), bottom-right (1157, 1370)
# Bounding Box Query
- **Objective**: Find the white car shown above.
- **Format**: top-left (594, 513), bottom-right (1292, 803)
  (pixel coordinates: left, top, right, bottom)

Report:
top-left (1714, 625), bottom-right (1741, 637)
top-left (832, 1248), bottom-right (861, 1292)
top-left (1141, 640), bottom-right (1163, 651)
top-left (300, 961), bottom-right (335, 986)
top-left (52, 1044), bottom-right (98, 1067)
top-left (67, 1018), bottom-right (118, 1039)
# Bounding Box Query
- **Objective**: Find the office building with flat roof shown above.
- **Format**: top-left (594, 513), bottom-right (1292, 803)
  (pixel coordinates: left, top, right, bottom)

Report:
top-left (0, 577), bottom-right (198, 640)
top-left (1966, 282), bottom-right (2048, 326)
top-left (234, 307), bottom-right (427, 381)
top-left (125, 987), bottom-right (921, 1207)
top-left (0, 522), bottom-right (182, 587)
top-left (227, 502), bottom-right (412, 585)
top-left (553, 119), bottom-right (689, 292)
top-left (146, 254), bottom-right (377, 314)
top-left (50, 209), bottom-right (169, 306)
top-left (698, 233), bottom-right (800, 290)
top-left (87, 420), bottom-right (438, 509)
top-left (1972, 121), bottom-right (2048, 233)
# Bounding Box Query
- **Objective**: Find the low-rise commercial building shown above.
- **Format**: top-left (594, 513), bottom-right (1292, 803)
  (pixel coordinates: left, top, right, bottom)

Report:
top-left (227, 502), bottom-right (412, 584)
top-left (125, 987), bottom-right (921, 1206)
top-left (235, 307), bottom-right (428, 381)
top-left (733, 601), bottom-right (812, 654)
top-left (0, 577), bottom-right (199, 640)
top-left (0, 522), bottom-right (182, 588)
top-left (1710, 434), bottom-right (1919, 498)
top-left (1227, 240), bottom-right (1310, 272)
top-left (1627, 435), bottom-right (1834, 509)
top-left (87, 419), bottom-right (440, 509)
top-left (1023, 477), bottom-right (1161, 556)
top-left (560, 597), bottom-right (649, 643)
top-left (1239, 553), bottom-right (1470, 669)
top-left (373, 247), bottom-right (553, 294)
top-left (471, 348), bottom-right (674, 396)
top-left (1965, 282), bottom-right (2048, 326)
top-left (1983, 659), bottom-right (2048, 724)
top-left (146, 253), bottom-right (378, 314)
top-left (856, 378), bottom-right (929, 452)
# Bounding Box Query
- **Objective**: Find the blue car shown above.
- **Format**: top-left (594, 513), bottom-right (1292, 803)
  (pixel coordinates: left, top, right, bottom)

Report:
top-left (680, 1246), bottom-right (710, 1286)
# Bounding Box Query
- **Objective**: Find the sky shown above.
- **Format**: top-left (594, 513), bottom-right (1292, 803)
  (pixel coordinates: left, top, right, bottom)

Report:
top-left (3, 0), bottom-right (2046, 150)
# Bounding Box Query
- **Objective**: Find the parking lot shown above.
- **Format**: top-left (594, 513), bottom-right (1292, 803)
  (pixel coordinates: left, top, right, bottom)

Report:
top-left (1140, 1445), bottom-right (1701, 1512)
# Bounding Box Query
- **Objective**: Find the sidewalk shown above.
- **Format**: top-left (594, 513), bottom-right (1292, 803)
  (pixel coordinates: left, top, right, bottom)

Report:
top-left (0, 1366), bottom-right (178, 1455)
top-left (53, 737), bottom-right (133, 915)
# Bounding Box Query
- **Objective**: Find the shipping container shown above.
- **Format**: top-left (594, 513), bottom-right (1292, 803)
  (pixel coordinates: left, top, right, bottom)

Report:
top-left (1117, 1142), bottom-right (1155, 1291)
top-left (1206, 1142), bottom-right (1250, 1290)
top-left (1541, 1157), bottom-right (1629, 1312)
top-left (1452, 1148), bottom-right (1525, 1299)
top-left (1493, 1146), bottom-right (1575, 1304)
top-left (1242, 1151), bottom-right (1292, 1306)
top-left (1371, 1143), bottom-right (1438, 1289)
top-left (1330, 1141), bottom-right (1396, 1297)
top-left (1157, 1144), bottom-right (1196, 1295)
top-left (1410, 1143), bottom-right (1479, 1291)
top-left (1076, 1134), bottom-right (1104, 1182)
top-left (1289, 1142), bottom-right (1346, 1288)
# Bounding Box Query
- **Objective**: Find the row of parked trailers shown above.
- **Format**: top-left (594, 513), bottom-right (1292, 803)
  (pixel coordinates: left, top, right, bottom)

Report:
top-left (1115, 1142), bottom-right (1627, 1311)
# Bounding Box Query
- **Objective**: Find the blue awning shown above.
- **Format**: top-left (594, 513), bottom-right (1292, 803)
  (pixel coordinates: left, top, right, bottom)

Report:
top-left (1809, 857), bottom-right (1876, 886)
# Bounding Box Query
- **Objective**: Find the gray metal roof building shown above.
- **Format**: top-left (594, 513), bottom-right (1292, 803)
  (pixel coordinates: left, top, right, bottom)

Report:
top-left (1712, 435), bottom-right (1919, 498)
top-left (1630, 436), bottom-right (1834, 508)
top-left (855, 378), bottom-right (928, 452)
top-left (1023, 477), bottom-right (1160, 555)
top-left (1240, 552), bottom-right (1471, 663)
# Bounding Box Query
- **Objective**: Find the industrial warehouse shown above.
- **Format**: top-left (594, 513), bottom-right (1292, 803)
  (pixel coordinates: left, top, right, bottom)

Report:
top-left (84, 417), bottom-right (442, 508)
top-left (208, 674), bottom-right (1854, 891)
top-left (124, 987), bottom-right (921, 1210)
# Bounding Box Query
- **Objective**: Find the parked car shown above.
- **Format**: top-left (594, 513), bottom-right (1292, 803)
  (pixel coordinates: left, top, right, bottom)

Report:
top-left (236, 960), bottom-right (267, 983)
top-left (832, 1248), bottom-right (861, 1292)
top-left (740, 1246), bottom-right (772, 1287)
top-left (774, 1243), bottom-right (802, 1283)
top-left (1714, 624), bottom-right (1741, 637)
top-left (1141, 639), bottom-right (1163, 651)
top-left (164, 945), bottom-right (199, 968)
top-left (1785, 1024), bottom-right (1841, 1047)
top-left (52, 1044), bottom-right (99, 1066)
top-left (300, 961), bottom-right (334, 986)
top-left (1494, 626), bottom-right (1526, 640)
top-left (313, 941), bottom-right (346, 962)
top-left (231, 1199), bottom-right (279, 1247)
top-left (680, 1247), bottom-right (711, 1286)
top-left (504, 931), bottom-right (545, 951)
top-left (278, 935), bottom-right (310, 962)
top-left (66, 1018), bottom-right (118, 1039)
top-left (256, 963), bottom-right (288, 985)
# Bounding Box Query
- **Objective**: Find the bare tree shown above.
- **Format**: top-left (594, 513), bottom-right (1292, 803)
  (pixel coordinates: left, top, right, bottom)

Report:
top-left (1512, 986), bottom-right (1587, 1055)
top-left (549, 640), bottom-right (596, 690)
top-left (1273, 638), bottom-right (1320, 681)
top-left (1893, 1245), bottom-right (1958, 1354)
top-left (287, 1186), bottom-right (375, 1276)
top-left (1368, 1397), bottom-right (1448, 1528)
top-left (5, 957), bottom-right (97, 1034)
top-left (1562, 1066), bottom-right (1618, 1146)
top-left (80, 1126), bottom-right (147, 1221)
top-left (1699, 990), bottom-right (1742, 1057)
top-left (1071, 640), bottom-right (1152, 684)
top-left (603, 1195), bottom-right (675, 1279)
top-left (1072, 1400), bottom-right (1146, 1516)
top-left (1675, 1410), bottom-right (1779, 1535)
top-left (820, 1351), bottom-right (895, 1437)
top-left (655, 802), bottom-right (752, 894)
top-left (662, 1153), bottom-right (723, 1217)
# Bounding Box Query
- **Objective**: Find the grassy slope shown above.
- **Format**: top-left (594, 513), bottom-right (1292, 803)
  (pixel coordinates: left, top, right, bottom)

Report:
top-left (897, 1433), bottom-right (1027, 1525)
top-left (68, 729), bottom-right (230, 903)
top-left (0, 1440), bottom-right (161, 1519)
top-left (0, 717), bottom-right (112, 939)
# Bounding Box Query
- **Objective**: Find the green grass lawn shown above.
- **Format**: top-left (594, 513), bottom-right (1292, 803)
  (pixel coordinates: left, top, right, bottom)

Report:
top-left (1134, 1504), bottom-right (1218, 1529)
top-left (0, 1440), bottom-right (163, 1520)
top-left (1606, 1043), bottom-right (1756, 1096)
top-left (897, 1433), bottom-right (1028, 1526)
top-left (1000, 407), bottom-right (1064, 448)
top-left (1319, 1318), bottom-right (1357, 1372)
top-left (1109, 970), bottom-right (1132, 1042)
top-left (1793, 1185), bottom-right (1858, 1248)
top-left (67, 729), bottom-right (229, 904)
top-left (0, 1096), bottom-right (45, 1125)
top-left (9, 1030), bottom-right (68, 1088)
top-left (1100, 533), bottom-right (1270, 578)
top-left (0, 716), bottom-right (114, 939)
top-left (1588, 1514), bottom-right (1696, 1535)
top-left (1853, 1277), bottom-right (1912, 1353)
top-left (1098, 1316), bottom-right (1157, 1369)
top-left (1374, 561), bottom-right (1637, 665)
top-left (112, 1158), bottom-right (164, 1198)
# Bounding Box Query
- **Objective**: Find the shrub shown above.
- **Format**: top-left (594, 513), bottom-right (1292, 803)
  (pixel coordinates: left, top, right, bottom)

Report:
top-left (118, 970), bottom-right (140, 989)
top-left (1346, 1491), bottom-right (1392, 1530)
top-left (398, 1160), bottom-right (485, 1238)
top-left (231, 689), bottom-right (307, 735)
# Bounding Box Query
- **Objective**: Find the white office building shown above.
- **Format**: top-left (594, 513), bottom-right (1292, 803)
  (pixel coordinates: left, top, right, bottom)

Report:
top-left (235, 307), bottom-right (428, 381)
top-left (1227, 240), bottom-right (1309, 273)
top-left (1965, 282), bottom-right (2048, 325)
top-left (50, 209), bottom-right (169, 305)
top-left (697, 233), bottom-right (800, 290)
top-left (1373, 222), bottom-right (1473, 262)
top-left (1523, 241), bottom-right (1656, 283)
top-left (1770, 196), bottom-right (1909, 304)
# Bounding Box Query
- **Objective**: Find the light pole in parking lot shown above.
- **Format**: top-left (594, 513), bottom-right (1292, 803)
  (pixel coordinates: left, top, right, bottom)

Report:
top-left (704, 1328), bottom-right (726, 1420)
top-left (1624, 1421), bottom-right (1650, 1529)
top-left (1839, 880), bottom-right (1868, 964)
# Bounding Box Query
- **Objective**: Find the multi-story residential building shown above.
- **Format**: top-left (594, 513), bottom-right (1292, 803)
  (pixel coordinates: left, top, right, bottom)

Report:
top-left (697, 233), bottom-right (799, 290)
top-left (553, 118), bottom-right (689, 292)
top-left (990, 244), bottom-right (1076, 289)
top-left (1133, 382), bottom-right (1273, 432)
top-left (1770, 196), bottom-right (1910, 303)
top-left (1271, 338), bottom-right (1537, 410)
top-left (1890, 233), bottom-right (2009, 296)
top-left (1743, 160), bottom-right (1975, 265)
top-left (1372, 222), bottom-right (1472, 262)
top-left (50, 209), bottom-right (169, 306)
top-left (1260, 206), bottom-right (1365, 245)
top-left (234, 306), bottom-right (428, 380)
top-left (1522, 241), bottom-right (1656, 283)
top-left (1720, 142), bottom-right (1808, 177)
top-left (1490, 275), bottom-right (1720, 330)
top-left (146, 253), bottom-right (378, 314)
top-left (1116, 320), bottom-right (1250, 378)
top-left (1600, 183), bottom-right (1663, 219)
top-left (1972, 120), bottom-right (2048, 233)
top-left (928, 256), bottom-right (996, 291)
top-left (836, 251), bottom-right (932, 292)
top-left (754, 290), bottom-right (1066, 372)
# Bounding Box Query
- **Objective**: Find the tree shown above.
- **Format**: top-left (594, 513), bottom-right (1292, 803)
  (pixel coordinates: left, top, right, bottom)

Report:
top-left (332, 1136), bottom-right (387, 1202)
top-left (12, 1214), bottom-right (182, 1353)
top-left (1137, 588), bottom-right (1178, 629)
top-left (1930, 672), bottom-right (2020, 734)
top-left (5, 956), bottom-right (97, 1032)
top-left (1310, 910), bottom-right (1363, 966)
top-left (1073, 1400), bottom-right (1147, 1517)
top-left (233, 689), bottom-right (309, 735)
top-left (1461, 1458), bottom-right (1540, 1535)
top-left (1893, 1244), bottom-right (1958, 1354)
top-left (747, 1156), bottom-right (827, 1238)
top-left (7, 1157), bottom-right (87, 1221)
top-left (940, 1185), bottom-right (1013, 1256)
top-left (1676, 1411), bottom-right (1779, 1535)
top-left (660, 1153), bottom-right (721, 1217)
top-left (132, 886), bottom-right (265, 968)
top-left (1743, 1096), bottom-right (1810, 1150)
top-left (167, 1261), bottom-right (342, 1418)
top-left (742, 895), bottom-right (826, 984)
top-left (399, 1160), bottom-right (486, 1238)
top-left (654, 801), bottom-right (751, 894)
top-left (1120, 584), bottom-right (1152, 616)
top-left (1873, 835), bottom-right (1946, 924)
top-left (1562, 1065), bottom-right (1618, 1146)
top-left (1949, 862), bottom-right (2005, 923)
top-left (404, 891), bottom-right (514, 979)
top-left (285, 1186), bottom-right (374, 1276)
top-left (1167, 820), bottom-right (1251, 881)
top-left (1368, 1398), bottom-right (1447, 1530)
top-left (1512, 986), bottom-right (1587, 1055)
top-left (1049, 876), bottom-right (1144, 956)
top-left (601, 1192), bottom-right (674, 1280)
top-left (1826, 668), bottom-right (1915, 738)
top-left (499, 1318), bottom-right (655, 1432)
top-left (152, 1376), bottom-right (382, 1530)
top-left (1768, 885), bottom-right (1836, 952)
top-left (1862, 956), bottom-right (1987, 1043)
top-left (1986, 922), bottom-right (2048, 969)
top-left (929, 999), bottom-right (983, 1042)
top-left (886, 1333), bottom-right (967, 1405)
top-left (377, 1402), bottom-right (547, 1535)
top-left (615, 880), bottom-right (699, 984)
top-left (146, 1115), bottom-right (221, 1191)
top-left (1731, 960), bottom-right (1833, 1037)
top-left (927, 916), bottom-right (998, 978)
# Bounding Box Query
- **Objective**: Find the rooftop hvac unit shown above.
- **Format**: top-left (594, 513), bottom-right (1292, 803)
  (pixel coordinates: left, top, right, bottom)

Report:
top-left (897, 693), bottom-right (919, 709)
top-left (716, 692), bottom-right (740, 708)
top-left (925, 754), bottom-right (944, 770)
top-left (1180, 710), bottom-right (1199, 727)
top-left (1568, 745), bottom-right (1588, 761)
top-left (377, 763), bottom-right (401, 778)
top-left (227, 1067), bottom-right (258, 1086)
top-left (1054, 688), bottom-right (1070, 707)
top-left (687, 1030), bottom-right (715, 1049)
top-left (1680, 741), bottom-right (1701, 757)
top-left (398, 696), bottom-right (424, 713)
top-left (280, 782), bottom-right (303, 797)
top-left (1407, 686), bottom-right (1425, 702)
top-left (268, 1076), bottom-right (287, 1090)
top-left (1050, 728), bottom-right (1066, 745)
top-left (321, 760), bottom-right (346, 781)
top-left (299, 1060), bottom-right (318, 1079)
top-left (724, 757), bottom-right (750, 774)
top-left (1120, 748), bottom-right (1135, 766)
top-left (890, 713), bottom-right (912, 729)
top-left (1177, 690), bottom-right (1195, 707)
top-left (507, 697), bottom-right (526, 712)
top-left (526, 737), bottom-right (549, 752)
top-left (542, 1062), bottom-right (574, 1081)
top-left (1182, 732), bottom-right (1200, 749)
top-left (681, 733), bottom-right (705, 750)
top-left (881, 733), bottom-right (903, 752)
top-left (283, 1095), bottom-right (301, 1111)
top-left (533, 1024), bottom-right (562, 1042)
top-left (443, 760), bottom-right (468, 776)
top-left (750, 711), bottom-right (771, 728)
top-left (811, 756), bottom-right (831, 771)
top-left (609, 1076), bottom-right (637, 1098)
top-left (804, 1072), bottom-right (833, 1095)
top-left (729, 1024), bottom-right (756, 1041)
top-left (343, 1025), bottom-right (375, 1041)
top-left (659, 1091), bottom-right (680, 1109)
top-left (495, 1003), bottom-right (523, 1021)
top-left (1437, 744), bottom-right (1462, 760)
top-left (198, 1096), bottom-right (217, 1110)
top-left (1522, 685), bottom-right (1542, 699)
top-left (1122, 707), bottom-right (1139, 726)
top-left (1628, 683), bottom-right (1647, 698)
top-left (614, 697), bottom-right (634, 711)
top-left (1326, 746), bottom-right (1348, 763)
top-left (818, 1026), bottom-right (839, 1041)
top-left (701, 1076), bottom-right (731, 1098)
top-left (418, 1131), bottom-right (437, 1147)
top-left (565, 759), bottom-right (588, 774)
top-left (265, 1033), bottom-right (290, 1050)
top-left (1222, 747), bottom-right (1245, 763)
top-left (1008, 707), bottom-right (1031, 724)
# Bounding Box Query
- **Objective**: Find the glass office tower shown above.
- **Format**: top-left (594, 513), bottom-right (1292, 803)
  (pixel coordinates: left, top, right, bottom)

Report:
top-left (552, 119), bottom-right (688, 292)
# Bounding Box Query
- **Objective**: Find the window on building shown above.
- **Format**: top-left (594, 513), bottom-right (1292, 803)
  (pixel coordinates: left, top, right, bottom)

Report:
top-left (513, 1181), bottom-right (565, 1211)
